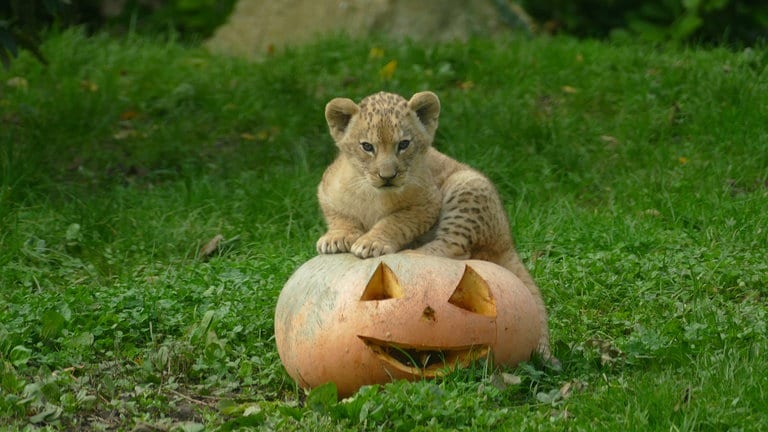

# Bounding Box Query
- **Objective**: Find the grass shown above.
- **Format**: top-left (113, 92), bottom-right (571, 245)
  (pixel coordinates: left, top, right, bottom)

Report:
top-left (1, 29), bottom-right (767, 430)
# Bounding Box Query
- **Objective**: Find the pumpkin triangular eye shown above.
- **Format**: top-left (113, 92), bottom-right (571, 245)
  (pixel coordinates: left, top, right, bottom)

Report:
top-left (360, 262), bottom-right (404, 301)
top-left (448, 265), bottom-right (497, 317)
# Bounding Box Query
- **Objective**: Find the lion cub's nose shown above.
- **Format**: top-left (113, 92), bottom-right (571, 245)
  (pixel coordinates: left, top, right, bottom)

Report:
top-left (378, 171), bottom-right (398, 181)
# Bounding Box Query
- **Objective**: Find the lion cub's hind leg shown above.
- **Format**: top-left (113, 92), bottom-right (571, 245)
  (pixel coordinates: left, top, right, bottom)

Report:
top-left (415, 170), bottom-right (503, 260)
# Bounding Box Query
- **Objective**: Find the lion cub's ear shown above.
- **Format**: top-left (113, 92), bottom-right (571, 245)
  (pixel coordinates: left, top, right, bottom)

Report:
top-left (325, 98), bottom-right (360, 143)
top-left (408, 91), bottom-right (441, 137)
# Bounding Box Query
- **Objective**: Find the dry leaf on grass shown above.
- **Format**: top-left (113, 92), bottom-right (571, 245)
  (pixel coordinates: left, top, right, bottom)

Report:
top-left (6, 76), bottom-right (28, 89)
top-left (559, 379), bottom-right (587, 399)
top-left (379, 60), bottom-right (397, 80)
top-left (489, 372), bottom-right (522, 390)
top-left (199, 234), bottom-right (225, 260)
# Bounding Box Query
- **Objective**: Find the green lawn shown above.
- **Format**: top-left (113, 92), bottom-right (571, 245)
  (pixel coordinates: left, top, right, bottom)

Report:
top-left (1, 30), bottom-right (767, 430)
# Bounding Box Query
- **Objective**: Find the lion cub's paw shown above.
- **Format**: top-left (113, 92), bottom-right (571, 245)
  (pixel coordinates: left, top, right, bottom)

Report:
top-left (316, 230), bottom-right (363, 254)
top-left (351, 234), bottom-right (398, 258)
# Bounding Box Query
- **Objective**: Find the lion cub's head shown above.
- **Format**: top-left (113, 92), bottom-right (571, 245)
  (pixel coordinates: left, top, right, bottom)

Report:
top-left (325, 91), bottom-right (440, 189)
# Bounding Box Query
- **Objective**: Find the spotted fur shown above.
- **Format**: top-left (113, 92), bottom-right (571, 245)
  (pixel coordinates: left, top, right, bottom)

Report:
top-left (316, 91), bottom-right (552, 359)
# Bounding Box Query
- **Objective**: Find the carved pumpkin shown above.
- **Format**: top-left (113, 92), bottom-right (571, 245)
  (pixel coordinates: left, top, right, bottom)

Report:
top-left (274, 253), bottom-right (542, 397)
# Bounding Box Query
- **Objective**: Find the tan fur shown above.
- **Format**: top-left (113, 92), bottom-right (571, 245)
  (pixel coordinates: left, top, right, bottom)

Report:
top-left (316, 91), bottom-right (552, 360)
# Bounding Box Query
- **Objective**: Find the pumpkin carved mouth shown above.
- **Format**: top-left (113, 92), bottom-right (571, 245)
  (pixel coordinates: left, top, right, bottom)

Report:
top-left (359, 336), bottom-right (490, 377)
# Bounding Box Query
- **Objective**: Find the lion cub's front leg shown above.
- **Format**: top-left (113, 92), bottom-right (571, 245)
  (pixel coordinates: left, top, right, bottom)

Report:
top-left (350, 204), bottom-right (438, 258)
top-left (317, 208), bottom-right (434, 258)
top-left (318, 224), bottom-right (398, 258)
top-left (316, 229), bottom-right (365, 254)
top-left (350, 231), bottom-right (397, 258)
top-left (316, 211), bottom-right (365, 254)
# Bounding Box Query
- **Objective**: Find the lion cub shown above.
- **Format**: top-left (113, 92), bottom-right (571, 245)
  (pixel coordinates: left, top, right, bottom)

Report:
top-left (316, 91), bottom-right (552, 360)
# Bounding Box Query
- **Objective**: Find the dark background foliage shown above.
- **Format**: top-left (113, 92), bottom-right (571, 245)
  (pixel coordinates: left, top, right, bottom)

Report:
top-left (1, 0), bottom-right (237, 38)
top-left (1, 0), bottom-right (237, 67)
top-left (521, 0), bottom-right (768, 44)
top-left (1, 0), bottom-right (766, 68)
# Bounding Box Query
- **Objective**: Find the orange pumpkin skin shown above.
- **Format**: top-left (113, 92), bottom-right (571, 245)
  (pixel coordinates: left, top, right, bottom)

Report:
top-left (274, 252), bottom-right (542, 398)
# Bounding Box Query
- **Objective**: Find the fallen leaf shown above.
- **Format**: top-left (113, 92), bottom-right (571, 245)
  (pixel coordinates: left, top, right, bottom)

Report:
top-left (501, 372), bottom-right (522, 386)
top-left (668, 102), bottom-right (683, 124)
top-left (176, 422), bottom-right (205, 432)
top-left (199, 234), bottom-right (225, 259)
top-left (678, 156), bottom-right (689, 165)
top-left (80, 80), bottom-right (99, 92)
top-left (67, 157), bottom-right (84, 171)
top-left (6, 76), bottom-right (27, 89)
top-left (240, 133), bottom-right (257, 141)
top-left (29, 405), bottom-right (63, 424)
top-left (489, 372), bottom-right (522, 390)
top-left (369, 47), bottom-right (385, 59)
top-left (120, 110), bottom-right (139, 121)
top-left (600, 135), bottom-right (619, 148)
top-left (341, 76), bottom-right (358, 87)
top-left (536, 389), bottom-right (562, 405)
top-left (379, 60), bottom-right (398, 80)
top-left (544, 20), bottom-right (560, 34)
top-left (561, 85), bottom-right (578, 94)
top-left (535, 94), bottom-right (557, 118)
top-left (113, 129), bottom-right (137, 140)
top-left (131, 421), bottom-right (166, 432)
top-left (673, 386), bottom-right (692, 412)
top-left (725, 178), bottom-right (768, 196)
top-left (559, 379), bottom-right (587, 399)
top-left (588, 337), bottom-right (624, 366)
top-left (186, 58), bottom-right (208, 68)
top-left (457, 81), bottom-right (474, 90)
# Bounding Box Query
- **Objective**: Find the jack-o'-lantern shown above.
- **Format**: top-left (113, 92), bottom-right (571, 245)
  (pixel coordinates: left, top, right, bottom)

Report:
top-left (274, 252), bottom-right (542, 398)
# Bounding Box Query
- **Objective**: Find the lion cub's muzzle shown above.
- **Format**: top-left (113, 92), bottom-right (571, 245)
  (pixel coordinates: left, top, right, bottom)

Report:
top-left (374, 170), bottom-right (401, 188)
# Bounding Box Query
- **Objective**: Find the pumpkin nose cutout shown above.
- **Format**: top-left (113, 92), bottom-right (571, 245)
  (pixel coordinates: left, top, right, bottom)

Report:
top-left (421, 306), bottom-right (436, 322)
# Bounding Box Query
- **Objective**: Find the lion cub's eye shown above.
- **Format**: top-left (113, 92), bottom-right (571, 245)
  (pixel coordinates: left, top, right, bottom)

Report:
top-left (360, 142), bottom-right (375, 153)
top-left (397, 140), bottom-right (411, 152)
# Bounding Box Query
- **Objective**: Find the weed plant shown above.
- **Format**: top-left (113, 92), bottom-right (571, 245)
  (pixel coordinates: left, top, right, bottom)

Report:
top-left (1, 30), bottom-right (767, 430)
